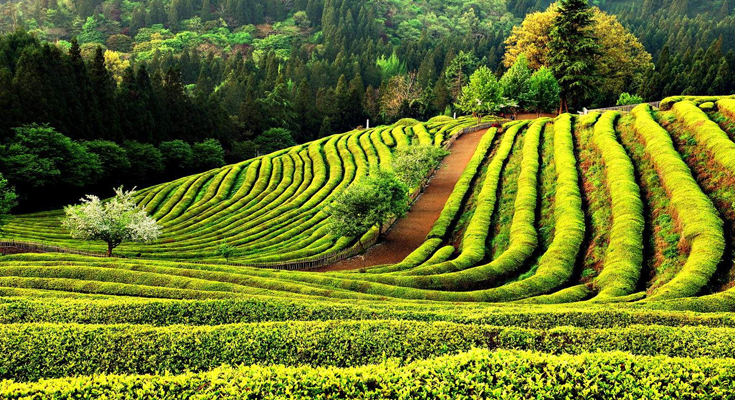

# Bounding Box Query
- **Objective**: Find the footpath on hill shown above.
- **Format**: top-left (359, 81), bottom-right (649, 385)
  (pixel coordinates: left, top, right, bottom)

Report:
top-left (315, 127), bottom-right (490, 272)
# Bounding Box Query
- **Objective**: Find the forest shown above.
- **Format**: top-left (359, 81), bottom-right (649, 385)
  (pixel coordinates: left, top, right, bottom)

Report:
top-left (0, 0), bottom-right (734, 208)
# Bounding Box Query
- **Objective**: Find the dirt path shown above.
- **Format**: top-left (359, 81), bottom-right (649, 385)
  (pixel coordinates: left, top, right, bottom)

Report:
top-left (315, 128), bottom-right (491, 272)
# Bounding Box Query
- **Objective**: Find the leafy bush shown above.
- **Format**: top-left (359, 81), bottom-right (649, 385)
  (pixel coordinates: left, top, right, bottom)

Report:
top-left (4, 349), bottom-right (735, 399)
top-left (192, 138), bottom-right (225, 170)
top-left (592, 112), bottom-right (645, 298)
top-left (4, 321), bottom-right (735, 382)
top-left (632, 104), bottom-right (724, 300)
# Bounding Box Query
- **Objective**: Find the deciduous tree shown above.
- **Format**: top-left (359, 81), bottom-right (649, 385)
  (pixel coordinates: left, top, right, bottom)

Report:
top-left (328, 171), bottom-right (409, 241)
top-left (63, 187), bottom-right (161, 257)
top-left (528, 66), bottom-right (561, 115)
top-left (455, 66), bottom-right (503, 123)
top-left (500, 54), bottom-right (534, 111)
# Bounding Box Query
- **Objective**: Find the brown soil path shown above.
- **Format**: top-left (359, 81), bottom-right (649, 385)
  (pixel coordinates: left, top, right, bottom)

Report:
top-left (315, 128), bottom-right (490, 272)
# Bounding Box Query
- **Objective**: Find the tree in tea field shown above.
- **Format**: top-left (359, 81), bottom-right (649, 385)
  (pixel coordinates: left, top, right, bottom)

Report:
top-left (328, 171), bottom-right (409, 243)
top-left (218, 240), bottom-right (237, 262)
top-left (456, 66), bottom-right (503, 123)
top-left (63, 187), bottom-right (160, 256)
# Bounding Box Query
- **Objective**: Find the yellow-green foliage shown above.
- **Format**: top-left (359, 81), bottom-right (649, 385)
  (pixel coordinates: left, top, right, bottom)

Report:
top-left (406, 122), bottom-right (526, 276)
top-left (4, 349), bottom-right (735, 399)
top-left (478, 114), bottom-right (584, 301)
top-left (412, 124), bottom-right (434, 146)
top-left (673, 100), bottom-right (735, 174)
top-left (592, 112), bottom-right (645, 298)
top-left (632, 104), bottom-right (725, 300)
top-left (3, 321), bottom-right (735, 381)
top-left (719, 98), bottom-right (735, 121)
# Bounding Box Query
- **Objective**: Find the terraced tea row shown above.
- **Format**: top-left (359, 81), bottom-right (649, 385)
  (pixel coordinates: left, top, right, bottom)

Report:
top-left (2, 117), bottom-right (484, 264)
top-left (4, 98), bottom-right (735, 307)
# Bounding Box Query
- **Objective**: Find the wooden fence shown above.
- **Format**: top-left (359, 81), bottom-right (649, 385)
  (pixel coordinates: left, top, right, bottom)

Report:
top-left (0, 123), bottom-right (495, 271)
top-left (581, 101), bottom-right (661, 115)
top-left (0, 240), bottom-right (102, 257)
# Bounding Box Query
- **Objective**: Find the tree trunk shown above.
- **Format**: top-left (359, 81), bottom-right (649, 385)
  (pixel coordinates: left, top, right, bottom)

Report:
top-left (107, 242), bottom-right (113, 257)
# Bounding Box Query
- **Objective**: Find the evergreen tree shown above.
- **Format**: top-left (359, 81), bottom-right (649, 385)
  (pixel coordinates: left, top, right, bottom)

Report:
top-left (200, 0), bottom-right (213, 21)
top-left (294, 79), bottom-right (318, 141)
top-left (548, 0), bottom-right (600, 112)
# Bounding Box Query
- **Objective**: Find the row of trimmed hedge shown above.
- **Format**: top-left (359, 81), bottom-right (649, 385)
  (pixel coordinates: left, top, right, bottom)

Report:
top-left (361, 127), bottom-right (499, 274)
top-left (632, 104), bottom-right (725, 300)
top-left (592, 111), bottom-right (645, 298)
top-left (3, 320), bottom-right (735, 381)
top-left (401, 122), bottom-right (527, 277)
top-left (719, 98), bottom-right (735, 121)
top-left (673, 100), bottom-right (735, 174)
top-left (4, 348), bottom-right (735, 399)
top-left (4, 291), bottom-right (735, 325)
top-left (472, 114), bottom-right (584, 302)
top-left (361, 119), bottom-right (545, 289)
top-left (5, 120), bottom-right (427, 262)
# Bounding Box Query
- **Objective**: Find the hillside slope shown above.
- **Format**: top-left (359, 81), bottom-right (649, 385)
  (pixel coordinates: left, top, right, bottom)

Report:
top-left (2, 116), bottom-right (483, 264)
top-left (3, 96), bottom-right (735, 307)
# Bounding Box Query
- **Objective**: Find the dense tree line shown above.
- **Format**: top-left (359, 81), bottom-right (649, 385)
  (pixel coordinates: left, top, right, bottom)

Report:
top-left (0, 0), bottom-right (734, 211)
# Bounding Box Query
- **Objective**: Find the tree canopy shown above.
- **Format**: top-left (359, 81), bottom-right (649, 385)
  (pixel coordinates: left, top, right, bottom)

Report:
top-left (327, 171), bottom-right (409, 241)
top-left (504, 2), bottom-right (653, 108)
top-left (62, 187), bottom-right (161, 256)
top-left (455, 66), bottom-right (503, 123)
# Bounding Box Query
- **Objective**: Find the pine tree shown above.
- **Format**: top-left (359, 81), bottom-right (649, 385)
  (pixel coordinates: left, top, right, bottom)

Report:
top-left (90, 46), bottom-right (118, 141)
top-left (294, 79), bottom-right (317, 141)
top-left (548, 0), bottom-right (599, 112)
top-left (200, 0), bottom-right (212, 21)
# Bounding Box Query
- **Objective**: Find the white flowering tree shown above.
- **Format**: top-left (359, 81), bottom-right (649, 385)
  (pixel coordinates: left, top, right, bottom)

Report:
top-left (63, 187), bottom-right (161, 257)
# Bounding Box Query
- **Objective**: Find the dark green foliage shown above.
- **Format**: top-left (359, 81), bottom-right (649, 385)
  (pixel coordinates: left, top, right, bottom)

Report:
top-left (229, 140), bottom-right (259, 162)
top-left (83, 140), bottom-right (130, 185)
top-left (0, 124), bottom-right (101, 197)
top-left (254, 128), bottom-right (296, 155)
top-left (191, 139), bottom-right (226, 170)
top-left (159, 140), bottom-right (194, 173)
top-left (548, 0), bottom-right (600, 111)
top-left (123, 141), bottom-right (164, 183)
top-left (0, 173), bottom-right (17, 230)
top-left (328, 171), bottom-right (409, 239)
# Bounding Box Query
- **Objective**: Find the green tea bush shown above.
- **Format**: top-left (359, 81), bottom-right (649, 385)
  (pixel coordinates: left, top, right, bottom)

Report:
top-left (4, 349), bottom-right (735, 399)
top-left (632, 104), bottom-right (725, 300)
top-left (592, 111), bottom-right (645, 298)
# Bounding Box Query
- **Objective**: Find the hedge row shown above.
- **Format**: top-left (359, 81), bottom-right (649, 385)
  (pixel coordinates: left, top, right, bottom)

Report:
top-left (4, 349), bottom-right (735, 399)
top-left (472, 114), bottom-right (584, 302)
top-left (4, 294), bottom-right (735, 326)
top-left (402, 122), bottom-right (527, 277)
top-left (632, 104), bottom-right (725, 300)
top-left (5, 119), bottom-right (443, 262)
top-left (426, 127), bottom-right (498, 240)
top-left (376, 119), bottom-right (544, 289)
top-left (719, 98), bottom-right (735, 121)
top-left (673, 100), bottom-right (735, 174)
top-left (4, 320), bottom-right (735, 381)
top-left (592, 111), bottom-right (645, 298)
